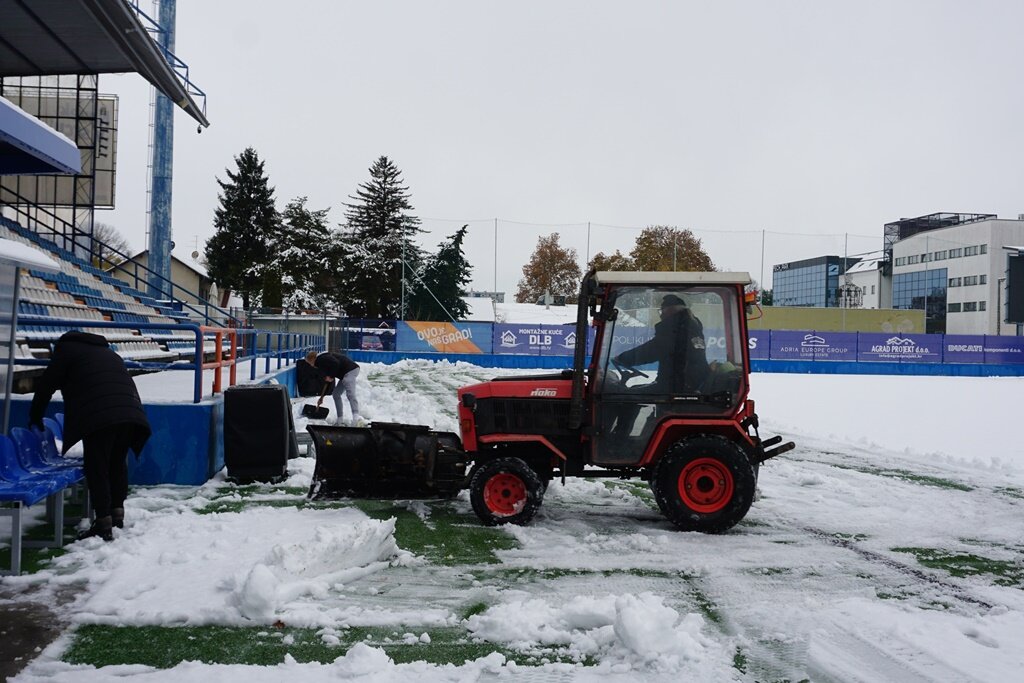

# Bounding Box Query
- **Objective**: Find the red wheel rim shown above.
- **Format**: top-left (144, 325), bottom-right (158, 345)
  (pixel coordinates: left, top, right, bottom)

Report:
top-left (678, 457), bottom-right (734, 513)
top-left (483, 473), bottom-right (527, 516)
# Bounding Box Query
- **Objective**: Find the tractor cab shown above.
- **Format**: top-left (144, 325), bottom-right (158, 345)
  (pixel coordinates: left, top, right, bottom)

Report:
top-left (584, 271), bottom-right (751, 466)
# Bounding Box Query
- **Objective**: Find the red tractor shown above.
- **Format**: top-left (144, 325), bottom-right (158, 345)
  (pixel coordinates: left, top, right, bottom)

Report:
top-left (457, 270), bottom-right (793, 532)
top-left (308, 270), bottom-right (793, 533)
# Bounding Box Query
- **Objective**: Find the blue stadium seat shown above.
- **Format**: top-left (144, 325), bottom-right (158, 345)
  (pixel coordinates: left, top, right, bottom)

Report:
top-left (8, 428), bottom-right (81, 487)
top-left (0, 435), bottom-right (53, 504)
top-left (43, 416), bottom-right (62, 440)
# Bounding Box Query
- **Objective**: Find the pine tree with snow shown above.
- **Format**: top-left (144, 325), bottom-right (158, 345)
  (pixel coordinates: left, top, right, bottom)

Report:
top-left (406, 225), bottom-right (472, 321)
top-left (275, 196), bottom-right (334, 310)
top-left (340, 156), bottom-right (423, 318)
top-left (205, 148), bottom-right (280, 309)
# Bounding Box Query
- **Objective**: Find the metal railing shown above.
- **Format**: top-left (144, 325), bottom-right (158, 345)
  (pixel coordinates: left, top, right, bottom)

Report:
top-left (15, 317), bottom-right (323, 403)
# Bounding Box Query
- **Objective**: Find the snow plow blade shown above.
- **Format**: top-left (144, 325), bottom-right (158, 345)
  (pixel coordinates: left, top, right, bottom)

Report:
top-left (307, 422), bottom-right (468, 499)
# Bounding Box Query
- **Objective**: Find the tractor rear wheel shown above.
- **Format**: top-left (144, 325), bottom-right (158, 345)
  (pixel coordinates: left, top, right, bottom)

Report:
top-left (469, 457), bottom-right (544, 526)
top-left (651, 435), bottom-right (756, 533)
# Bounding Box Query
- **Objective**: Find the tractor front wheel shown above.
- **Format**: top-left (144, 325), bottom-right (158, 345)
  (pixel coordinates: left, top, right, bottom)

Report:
top-left (469, 457), bottom-right (544, 526)
top-left (651, 435), bottom-right (756, 533)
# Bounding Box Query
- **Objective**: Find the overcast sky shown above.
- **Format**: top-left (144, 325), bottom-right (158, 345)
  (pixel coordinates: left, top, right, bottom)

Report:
top-left (98, 0), bottom-right (1024, 297)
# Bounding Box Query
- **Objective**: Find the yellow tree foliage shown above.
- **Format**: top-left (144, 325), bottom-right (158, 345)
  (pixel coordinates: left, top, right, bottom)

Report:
top-left (630, 226), bottom-right (715, 272)
top-left (515, 233), bottom-right (582, 304)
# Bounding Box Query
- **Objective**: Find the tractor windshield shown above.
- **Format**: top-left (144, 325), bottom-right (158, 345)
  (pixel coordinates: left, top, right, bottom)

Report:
top-left (590, 284), bottom-right (747, 463)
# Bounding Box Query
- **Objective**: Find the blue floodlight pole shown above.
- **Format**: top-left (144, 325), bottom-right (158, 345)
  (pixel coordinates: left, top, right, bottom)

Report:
top-left (147, 0), bottom-right (176, 299)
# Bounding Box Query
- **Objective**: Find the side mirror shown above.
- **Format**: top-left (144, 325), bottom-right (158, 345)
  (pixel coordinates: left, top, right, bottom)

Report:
top-left (461, 393), bottom-right (477, 410)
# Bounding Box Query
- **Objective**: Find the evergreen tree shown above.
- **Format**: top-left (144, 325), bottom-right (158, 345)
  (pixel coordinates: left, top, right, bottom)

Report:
top-left (204, 148), bottom-right (280, 309)
top-left (407, 225), bottom-right (472, 321)
top-left (340, 156), bottom-right (422, 318)
top-left (630, 225), bottom-right (715, 272)
top-left (515, 233), bottom-right (582, 304)
top-left (276, 196), bottom-right (333, 310)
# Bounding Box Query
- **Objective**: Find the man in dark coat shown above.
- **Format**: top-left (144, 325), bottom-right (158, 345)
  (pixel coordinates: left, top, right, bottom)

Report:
top-left (608, 294), bottom-right (710, 440)
top-left (314, 351), bottom-right (362, 425)
top-left (614, 293), bottom-right (710, 393)
top-left (29, 331), bottom-right (151, 542)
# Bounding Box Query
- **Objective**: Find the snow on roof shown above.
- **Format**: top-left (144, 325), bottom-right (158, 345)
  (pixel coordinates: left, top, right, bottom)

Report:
top-left (494, 301), bottom-right (579, 324)
top-left (460, 296), bottom-right (495, 322)
top-left (845, 258), bottom-right (883, 274)
top-left (0, 236), bottom-right (60, 271)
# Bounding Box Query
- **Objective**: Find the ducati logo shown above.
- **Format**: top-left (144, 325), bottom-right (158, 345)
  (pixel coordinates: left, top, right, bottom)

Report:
top-left (530, 388), bottom-right (558, 397)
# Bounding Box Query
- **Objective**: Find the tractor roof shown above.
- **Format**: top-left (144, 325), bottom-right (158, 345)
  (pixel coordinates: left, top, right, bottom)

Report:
top-left (594, 271), bottom-right (752, 286)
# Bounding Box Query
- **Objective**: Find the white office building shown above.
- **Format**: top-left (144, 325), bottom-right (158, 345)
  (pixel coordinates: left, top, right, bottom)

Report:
top-left (888, 213), bottom-right (1024, 335)
top-left (839, 256), bottom-right (886, 310)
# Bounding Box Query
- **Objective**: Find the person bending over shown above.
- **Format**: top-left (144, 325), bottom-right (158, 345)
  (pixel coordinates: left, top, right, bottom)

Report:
top-left (29, 331), bottom-right (151, 542)
top-left (314, 351), bottom-right (362, 425)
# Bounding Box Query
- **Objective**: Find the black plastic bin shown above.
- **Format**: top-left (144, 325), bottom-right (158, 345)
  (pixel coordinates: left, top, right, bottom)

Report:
top-left (223, 384), bottom-right (299, 483)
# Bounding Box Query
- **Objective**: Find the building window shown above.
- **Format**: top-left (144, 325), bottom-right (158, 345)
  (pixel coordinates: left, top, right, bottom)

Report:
top-left (980, 244), bottom-right (988, 254)
top-left (948, 303), bottom-right (961, 313)
top-left (980, 274), bottom-right (987, 284)
top-left (963, 301), bottom-right (978, 312)
top-left (948, 277), bottom-right (961, 287)
top-left (934, 250), bottom-right (947, 260)
top-left (964, 246), bottom-right (977, 256)
top-left (871, 285), bottom-right (875, 294)
top-left (895, 257), bottom-right (906, 266)
top-left (979, 301), bottom-right (987, 311)
top-left (893, 268), bottom-right (947, 333)
top-left (963, 275), bottom-right (978, 286)
top-left (949, 248), bottom-right (963, 258)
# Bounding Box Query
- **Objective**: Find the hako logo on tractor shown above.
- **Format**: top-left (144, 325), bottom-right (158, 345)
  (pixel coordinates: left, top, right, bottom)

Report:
top-left (530, 388), bottom-right (558, 398)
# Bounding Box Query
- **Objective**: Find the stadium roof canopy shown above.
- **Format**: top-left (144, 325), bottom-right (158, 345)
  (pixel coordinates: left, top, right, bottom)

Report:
top-left (0, 0), bottom-right (208, 128)
top-left (0, 95), bottom-right (81, 175)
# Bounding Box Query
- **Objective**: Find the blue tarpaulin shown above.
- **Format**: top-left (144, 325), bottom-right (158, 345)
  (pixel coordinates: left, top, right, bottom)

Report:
top-left (0, 97), bottom-right (81, 176)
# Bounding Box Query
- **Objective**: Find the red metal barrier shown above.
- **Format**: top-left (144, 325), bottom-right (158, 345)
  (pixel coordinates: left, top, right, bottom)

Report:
top-left (200, 326), bottom-right (238, 395)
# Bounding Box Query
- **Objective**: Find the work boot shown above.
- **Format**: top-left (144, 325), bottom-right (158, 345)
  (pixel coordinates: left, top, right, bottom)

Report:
top-left (112, 507), bottom-right (125, 529)
top-left (77, 516), bottom-right (114, 542)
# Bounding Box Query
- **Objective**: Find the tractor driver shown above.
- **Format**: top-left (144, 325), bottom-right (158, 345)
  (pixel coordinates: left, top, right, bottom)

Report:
top-left (613, 293), bottom-right (710, 394)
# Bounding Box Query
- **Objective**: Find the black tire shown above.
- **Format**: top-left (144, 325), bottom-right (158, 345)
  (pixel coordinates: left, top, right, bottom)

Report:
top-left (650, 435), bottom-right (756, 533)
top-left (469, 457), bottom-right (544, 526)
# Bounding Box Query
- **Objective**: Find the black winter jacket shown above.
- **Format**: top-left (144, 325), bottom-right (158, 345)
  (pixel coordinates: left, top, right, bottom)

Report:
top-left (314, 352), bottom-right (358, 380)
top-left (29, 331), bottom-right (152, 454)
top-left (615, 310), bottom-right (710, 393)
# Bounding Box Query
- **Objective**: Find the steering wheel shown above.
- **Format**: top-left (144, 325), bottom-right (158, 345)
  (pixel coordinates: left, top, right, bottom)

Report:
top-left (611, 357), bottom-right (649, 382)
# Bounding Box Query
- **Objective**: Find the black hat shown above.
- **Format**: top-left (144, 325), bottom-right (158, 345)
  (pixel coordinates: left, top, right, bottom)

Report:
top-left (661, 294), bottom-right (687, 308)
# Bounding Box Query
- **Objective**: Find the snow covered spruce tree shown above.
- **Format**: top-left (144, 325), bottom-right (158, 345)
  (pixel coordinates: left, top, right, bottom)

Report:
top-left (338, 156), bottom-right (423, 318)
top-left (276, 196), bottom-right (334, 310)
top-left (406, 224), bottom-right (472, 321)
top-left (204, 148), bottom-right (280, 309)
top-left (515, 233), bottom-right (582, 304)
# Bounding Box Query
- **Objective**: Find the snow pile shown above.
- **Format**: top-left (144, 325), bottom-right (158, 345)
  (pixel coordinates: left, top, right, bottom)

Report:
top-left (231, 518), bottom-right (409, 621)
top-left (31, 506), bottom-right (413, 627)
top-left (466, 592), bottom-right (730, 674)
